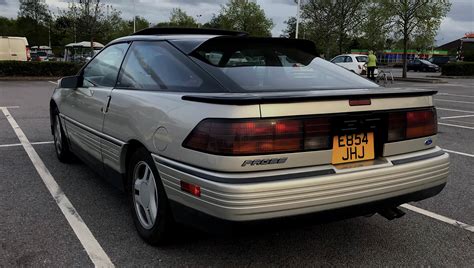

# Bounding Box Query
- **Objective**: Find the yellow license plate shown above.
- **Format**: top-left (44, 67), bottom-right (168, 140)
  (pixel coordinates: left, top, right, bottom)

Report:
top-left (332, 132), bottom-right (375, 164)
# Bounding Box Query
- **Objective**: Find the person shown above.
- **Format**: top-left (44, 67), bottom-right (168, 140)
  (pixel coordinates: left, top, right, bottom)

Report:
top-left (366, 50), bottom-right (377, 80)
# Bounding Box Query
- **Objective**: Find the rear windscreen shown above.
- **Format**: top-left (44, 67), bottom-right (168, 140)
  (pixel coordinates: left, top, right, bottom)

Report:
top-left (192, 38), bottom-right (378, 92)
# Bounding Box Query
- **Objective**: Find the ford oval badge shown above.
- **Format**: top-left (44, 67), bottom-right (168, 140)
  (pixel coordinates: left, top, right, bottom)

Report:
top-left (424, 138), bottom-right (433, 146)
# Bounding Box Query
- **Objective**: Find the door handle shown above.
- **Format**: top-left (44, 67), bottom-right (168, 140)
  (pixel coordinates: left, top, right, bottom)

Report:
top-left (102, 95), bottom-right (112, 114)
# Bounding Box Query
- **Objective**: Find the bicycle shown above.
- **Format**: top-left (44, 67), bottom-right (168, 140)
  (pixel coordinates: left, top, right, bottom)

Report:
top-left (375, 69), bottom-right (394, 86)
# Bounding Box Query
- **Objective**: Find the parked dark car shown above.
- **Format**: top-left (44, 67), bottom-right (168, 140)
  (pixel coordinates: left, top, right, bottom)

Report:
top-left (407, 59), bottom-right (440, 72)
top-left (428, 56), bottom-right (455, 67)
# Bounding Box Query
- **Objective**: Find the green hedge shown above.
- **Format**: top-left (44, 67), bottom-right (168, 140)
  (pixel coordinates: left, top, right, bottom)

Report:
top-left (0, 61), bottom-right (82, 77)
top-left (463, 51), bottom-right (474, 62)
top-left (441, 62), bottom-right (474, 76)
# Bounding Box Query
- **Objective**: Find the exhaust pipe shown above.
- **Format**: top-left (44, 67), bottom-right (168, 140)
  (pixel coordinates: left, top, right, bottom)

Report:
top-left (378, 207), bottom-right (406, 220)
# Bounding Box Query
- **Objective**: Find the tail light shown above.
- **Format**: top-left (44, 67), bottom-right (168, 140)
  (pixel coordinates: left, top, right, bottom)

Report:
top-left (26, 47), bottom-right (31, 61)
top-left (388, 108), bottom-right (437, 142)
top-left (183, 118), bottom-right (331, 156)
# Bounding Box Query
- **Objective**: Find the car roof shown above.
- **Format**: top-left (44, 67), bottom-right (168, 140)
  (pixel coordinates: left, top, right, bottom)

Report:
top-left (108, 27), bottom-right (248, 51)
top-left (333, 54), bottom-right (367, 58)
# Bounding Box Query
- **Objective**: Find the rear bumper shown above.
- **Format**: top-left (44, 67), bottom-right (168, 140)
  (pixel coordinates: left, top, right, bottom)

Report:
top-left (153, 147), bottom-right (449, 222)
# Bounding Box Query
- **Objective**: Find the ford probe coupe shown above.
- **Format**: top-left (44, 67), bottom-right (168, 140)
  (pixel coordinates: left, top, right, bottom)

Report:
top-left (50, 28), bottom-right (449, 245)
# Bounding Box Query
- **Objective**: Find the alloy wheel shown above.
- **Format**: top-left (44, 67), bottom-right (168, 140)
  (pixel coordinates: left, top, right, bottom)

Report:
top-left (133, 161), bottom-right (159, 229)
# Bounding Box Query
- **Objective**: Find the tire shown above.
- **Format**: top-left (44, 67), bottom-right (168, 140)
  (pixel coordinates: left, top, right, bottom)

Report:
top-left (52, 110), bottom-right (73, 162)
top-left (128, 147), bottom-right (172, 245)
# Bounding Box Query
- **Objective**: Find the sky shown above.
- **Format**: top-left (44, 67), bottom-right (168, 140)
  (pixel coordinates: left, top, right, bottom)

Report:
top-left (0, 0), bottom-right (473, 46)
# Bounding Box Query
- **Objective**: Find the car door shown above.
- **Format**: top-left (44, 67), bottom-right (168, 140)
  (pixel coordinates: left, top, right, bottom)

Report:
top-left (412, 59), bottom-right (422, 71)
top-left (60, 42), bottom-right (129, 172)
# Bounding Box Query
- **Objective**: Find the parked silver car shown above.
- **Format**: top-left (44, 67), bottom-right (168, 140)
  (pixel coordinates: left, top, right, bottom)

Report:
top-left (50, 28), bottom-right (449, 245)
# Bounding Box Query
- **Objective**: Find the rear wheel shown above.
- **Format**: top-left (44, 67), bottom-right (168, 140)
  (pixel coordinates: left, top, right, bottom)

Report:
top-left (52, 111), bottom-right (73, 162)
top-left (128, 147), bottom-right (172, 245)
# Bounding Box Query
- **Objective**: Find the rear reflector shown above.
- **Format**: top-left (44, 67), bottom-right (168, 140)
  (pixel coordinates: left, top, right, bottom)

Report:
top-left (388, 108), bottom-right (437, 142)
top-left (349, 99), bottom-right (371, 106)
top-left (180, 181), bottom-right (201, 197)
top-left (183, 117), bottom-right (331, 156)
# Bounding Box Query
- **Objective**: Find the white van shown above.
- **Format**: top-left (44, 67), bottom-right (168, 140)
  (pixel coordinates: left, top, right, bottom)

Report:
top-left (0, 36), bottom-right (30, 61)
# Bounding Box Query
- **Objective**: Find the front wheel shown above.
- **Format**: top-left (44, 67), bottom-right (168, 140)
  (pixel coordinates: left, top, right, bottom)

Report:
top-left (52, 111), bottom-right (73, 162)
top-left (128, 147), bottom-right (172, 245)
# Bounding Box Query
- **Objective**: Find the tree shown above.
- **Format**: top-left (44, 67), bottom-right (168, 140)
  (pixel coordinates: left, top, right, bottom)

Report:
top-left (18, 0), bottom-right (50, 24)
top-left (17, 0), bottom-right (52, 46)
top-left (358, 2), bottom-right (392, 52)
top-left (209, 0), bottom-right (274, 36)
top-left (381, 0), bottom-right (451, 77)
top-left (302, 0), bottom-right (367, 56)
top-left (0, 17), bottom-right (19, 36)
top-left (281, 17), bottom-right (296, 38)
top-left (156, 8), bottom-right (199, 28)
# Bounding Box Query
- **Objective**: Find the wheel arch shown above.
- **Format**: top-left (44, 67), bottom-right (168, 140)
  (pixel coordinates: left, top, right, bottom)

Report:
top-left (121, 139), bottom-right (150, 192)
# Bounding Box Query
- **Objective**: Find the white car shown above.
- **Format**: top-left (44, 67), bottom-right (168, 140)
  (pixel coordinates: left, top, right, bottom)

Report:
top-left (330, 54), bottom-right (378, 75)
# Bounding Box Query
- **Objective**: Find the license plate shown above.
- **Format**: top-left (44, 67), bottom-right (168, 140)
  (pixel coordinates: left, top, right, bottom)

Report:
top-left (332, 132), bottom-right (375, 164)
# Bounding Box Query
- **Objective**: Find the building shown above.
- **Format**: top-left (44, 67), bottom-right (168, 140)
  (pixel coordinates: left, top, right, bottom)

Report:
top-left (436, 32), bottom-right (474, 60)
top-left (350, 49), bottom-right (448, 64)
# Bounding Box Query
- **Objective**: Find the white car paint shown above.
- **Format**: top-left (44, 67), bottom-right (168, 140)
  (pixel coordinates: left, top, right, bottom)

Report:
top-left (330, 54), bottom-right (378, 75)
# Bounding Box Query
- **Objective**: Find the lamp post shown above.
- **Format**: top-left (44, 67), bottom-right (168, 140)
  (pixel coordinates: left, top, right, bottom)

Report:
top-left (295, 0), bottom-right (301, 39)
top-left (133, 0), bottom-right (136, 32)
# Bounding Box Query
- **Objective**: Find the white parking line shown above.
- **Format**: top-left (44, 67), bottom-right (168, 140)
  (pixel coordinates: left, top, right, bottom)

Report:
top-left (440, 114), bottom-right (474, 119)
top-left (435, 99), bottom-right (474, 104)
top-left (0, 106), bottom-right (20, 109)
top-left (444, 149), bottom-right (474, 158)
top-left (401, 204), bottom-right (474, 233)
top-left (48, 81), bottom-right (58, 85)
top-left (437, 107), bottom-right (474, 114)
top-left (438, 93), bottom-right (474, 98)
top-left (0, 107), bottom-right (114, 267)
top-left (0, 141), bottom-right (53, 148)
top-left (439, 122), bottom-right (474, 130)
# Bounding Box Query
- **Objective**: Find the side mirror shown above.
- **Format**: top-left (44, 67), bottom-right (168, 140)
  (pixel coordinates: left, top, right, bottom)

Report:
top-left (60, 75), bottom-right (82, 89)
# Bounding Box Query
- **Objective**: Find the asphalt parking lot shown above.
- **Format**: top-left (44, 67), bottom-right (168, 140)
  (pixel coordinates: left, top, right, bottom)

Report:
top-left (1, 79), bottom-right (473, 266)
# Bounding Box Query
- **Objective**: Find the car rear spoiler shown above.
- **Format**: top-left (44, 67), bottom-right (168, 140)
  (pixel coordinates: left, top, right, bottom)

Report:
top-left (182, 90), bottom-right (437, 105)
top-left (170, 36), bottom-right (319, 55)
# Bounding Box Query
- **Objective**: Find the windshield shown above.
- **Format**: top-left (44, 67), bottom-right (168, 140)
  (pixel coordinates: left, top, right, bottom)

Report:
top-left (356, 56), bottom-right (368, 62)
top-left (420, 60), bottom-right (432, 64)
top-left (193, 40), bottom-right (378, 92)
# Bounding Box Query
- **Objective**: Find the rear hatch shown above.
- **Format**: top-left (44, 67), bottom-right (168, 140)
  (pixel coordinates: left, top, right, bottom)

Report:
top-left (179, 37), bottom-right (438, 171)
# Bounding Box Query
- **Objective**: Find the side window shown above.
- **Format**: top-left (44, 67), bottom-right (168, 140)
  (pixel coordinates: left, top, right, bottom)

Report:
top-left (344, 56), bottom-right (353, 62)
top-left (118, 41), bottom-right (206, 91)
top-left (331, 56), bottom-right (344, 63)
top-left (82, 43), bottom-right (129, 87)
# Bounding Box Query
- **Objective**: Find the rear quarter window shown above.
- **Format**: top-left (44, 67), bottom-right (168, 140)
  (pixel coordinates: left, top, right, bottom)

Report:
top-left (117, 41), bottom-right (223, 92)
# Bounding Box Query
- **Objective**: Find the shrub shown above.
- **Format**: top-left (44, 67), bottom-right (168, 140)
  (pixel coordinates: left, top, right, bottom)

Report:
top-left (463, 51), bottom-right (474, 62)
top-left (0, 61), bottom-right (82, 77)
top-left (442, 62), bottom-right (474, 76)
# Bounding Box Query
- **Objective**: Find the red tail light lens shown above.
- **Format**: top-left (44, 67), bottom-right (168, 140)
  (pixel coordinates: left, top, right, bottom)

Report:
top-left (184, 118), bottom-right (330, 156)
top-left (388, 108), bottom-right (437, 142)
top-left (406, 110), bottom-right (437, 138)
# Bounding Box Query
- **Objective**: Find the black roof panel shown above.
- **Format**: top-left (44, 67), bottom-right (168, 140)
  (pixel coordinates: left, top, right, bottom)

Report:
top-left (132, 27), bottom-right (248, 37)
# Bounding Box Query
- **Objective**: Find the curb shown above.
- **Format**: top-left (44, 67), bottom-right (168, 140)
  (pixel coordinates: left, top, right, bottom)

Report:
top-left (428, 75), bottom-right (474, 79)
top-left (0, 76), bottom-right (60, 81)
top-left (393, 77), bottom-right (447, 83)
